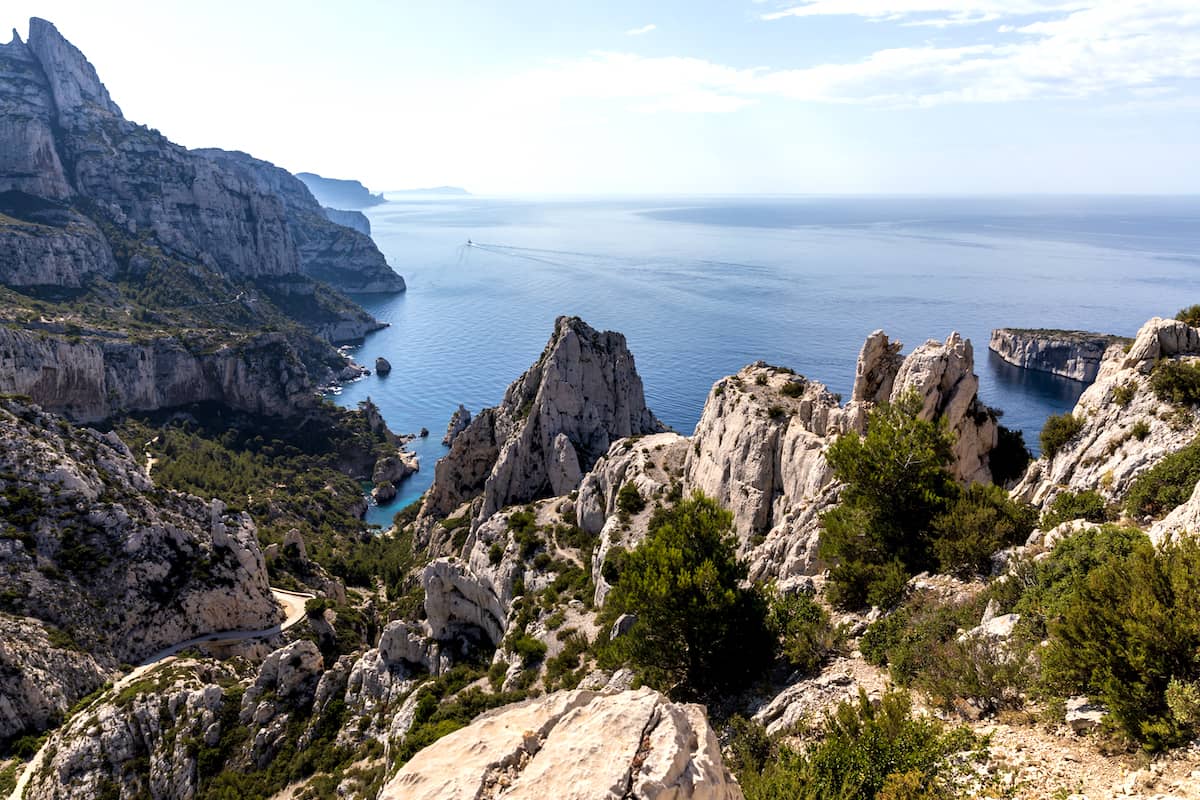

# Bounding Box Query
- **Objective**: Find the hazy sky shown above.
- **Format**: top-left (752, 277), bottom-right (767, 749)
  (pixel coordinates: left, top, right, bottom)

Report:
top-left (7, 1), bottom-right (1200, 194)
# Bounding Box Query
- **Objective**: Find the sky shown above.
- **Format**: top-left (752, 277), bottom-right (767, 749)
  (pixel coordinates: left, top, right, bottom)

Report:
top-left (6, 1), bottom-right (1200, 194)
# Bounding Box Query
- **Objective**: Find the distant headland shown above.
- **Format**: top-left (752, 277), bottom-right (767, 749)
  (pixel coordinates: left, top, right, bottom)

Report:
top-left (296, 172), bottom-right (386, 208)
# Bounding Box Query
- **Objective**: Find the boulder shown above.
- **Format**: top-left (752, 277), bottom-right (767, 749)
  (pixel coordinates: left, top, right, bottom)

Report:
top-left (379, 688), bottom-right (744, 800)
top-left (376, 356), bottom-right (392, 375)
top-left (1065, 696), bottom-right (1106, 734)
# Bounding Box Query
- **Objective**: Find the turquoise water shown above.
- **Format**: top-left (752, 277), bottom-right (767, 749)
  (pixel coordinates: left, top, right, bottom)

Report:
top-left (328, 195), bottom-right (1200, 527)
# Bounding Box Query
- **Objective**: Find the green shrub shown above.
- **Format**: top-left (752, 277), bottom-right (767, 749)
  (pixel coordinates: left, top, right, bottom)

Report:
top-left (780, 381), bottom-right (805, 398)
top-left (765, 588), bottom-right (838, 675)
top-left (1151, 360), bottom-right (1200, 406)
top-left (508, 634), bottom-right (547, 667)
top-left (733, 690), bottom-right (982, 800)
top-left (1176, 305), bottom-right (1200, 328)
top-left (1040, 489), bottom-right (1107, 530)
top-left (1042, 536), bottom-right (1200, 750)
top-left (1112, 381), bottom-right (1138, 407)
top-left (1040, 413), bottom-right (1084, 460)
top-left (488, 543), bottom-right (504, 565)
top-left (820, 392), bottom-right (958, 610)
top-left (990, 425), bottom-right (1032, 486)
top-left (599, 492), bottom-right (772, 697)
top-left (1131, 419), bottom-right (1152, 441)
top-left (931, 483), bottom-right (1036, 578)
top-left (616, 482), bottom-right (646, 515)
top-left (1125, 437), bottom-right (1200, 518)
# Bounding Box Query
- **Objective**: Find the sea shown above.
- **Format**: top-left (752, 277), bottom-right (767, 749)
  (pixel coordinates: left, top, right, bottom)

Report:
top-left (326, 195), bottom-right (1200, 527)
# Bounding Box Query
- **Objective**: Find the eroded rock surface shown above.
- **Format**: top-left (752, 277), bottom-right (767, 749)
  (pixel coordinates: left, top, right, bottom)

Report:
top-left (422, 316), bottom-right (664, 537)
top-left (379, 688), bottom-right (744, 800)
top-left (1014, 317), bottom-right (1200, 510)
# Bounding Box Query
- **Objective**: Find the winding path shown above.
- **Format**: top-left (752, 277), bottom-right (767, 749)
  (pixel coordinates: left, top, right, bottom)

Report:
top-left (8, 588), bottom-right (313, 800)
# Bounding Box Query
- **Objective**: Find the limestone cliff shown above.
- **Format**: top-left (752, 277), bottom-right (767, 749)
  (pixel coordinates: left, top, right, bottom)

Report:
top-left (0, 399), bottom-right (279, 740)
top-left (296, 172), bottom-right (385, 209)
top-left (422, 316), bottom-right (665, 535)
top-left (990, 328), bottom-right (1130, 383)
top-left (379, 687), bottom-right (744, 800)
top-left (322, 207), bottom-right (371, 236)
top-left (1014, 317), bottom-right (1200, 510)
top-left (196, 150), bottom-right (404, 293)
top-left (0, 327), bottom-right (314, 422)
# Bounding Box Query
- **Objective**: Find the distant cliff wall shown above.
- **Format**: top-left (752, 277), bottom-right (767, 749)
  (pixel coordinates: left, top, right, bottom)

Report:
top-left (989, 328), bottom-right (1131, 383)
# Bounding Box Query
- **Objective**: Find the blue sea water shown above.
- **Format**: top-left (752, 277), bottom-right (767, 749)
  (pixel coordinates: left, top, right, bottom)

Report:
top-left (328, 195), bottom-right (1200, 527)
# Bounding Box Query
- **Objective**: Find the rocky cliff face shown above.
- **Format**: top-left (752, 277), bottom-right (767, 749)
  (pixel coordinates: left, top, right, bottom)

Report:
top-left (1, 16), bottom-right (403, 311)
top-left (0, 399), bottom-right (279, 740)
top-left (1015, 317), bottom-right (1200, 509)
top-left (422, 316), bottom-right (665, 532)
top-left (196, 150), bottom-right (404, 293)
top-left (296, 172), bottom-right (385, 209)
top-left (0, 326), bottom-right (314, 422)
top-left (322, 207), bottom-right (371, 236)
top-left (990, 328), bottom-right (1130, 383)
top-left (380, 687), bottom-right (744, 800)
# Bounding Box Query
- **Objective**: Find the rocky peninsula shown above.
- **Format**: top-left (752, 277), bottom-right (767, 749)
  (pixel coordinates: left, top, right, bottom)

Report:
top-left (989, 328), bottom-right (1131, 382)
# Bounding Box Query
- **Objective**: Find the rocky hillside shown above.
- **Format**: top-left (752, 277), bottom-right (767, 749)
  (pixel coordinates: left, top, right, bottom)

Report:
top-left (990, 328), bottom-right (1130, 382)
top-left (0, 398), bottom-right (279, 743)
top-left (0, 19), bottom-right (404, 422)
top-left (1015, 316), bottom-right (1200, 509)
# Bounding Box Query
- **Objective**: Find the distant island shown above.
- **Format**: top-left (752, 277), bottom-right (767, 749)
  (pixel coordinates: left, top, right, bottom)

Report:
top-left (296, 172), bottom-right (386, 208)
top-left (386, 186), bottom-right (471, 196)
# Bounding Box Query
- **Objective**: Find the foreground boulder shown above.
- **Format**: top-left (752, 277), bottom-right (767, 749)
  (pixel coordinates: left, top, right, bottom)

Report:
top-left (422, 316), bottom-right (665, 542)
top-left (379, 687), bottom-right (744, 800)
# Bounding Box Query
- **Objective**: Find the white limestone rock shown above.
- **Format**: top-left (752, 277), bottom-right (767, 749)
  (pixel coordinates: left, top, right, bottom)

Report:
top-left (421, 316), bottom-right (664, 549)
top-left (379, 687), bottom-right (744, 800)
top-left (442, 404), bottom-right (472, 447)
top-left (1014, 316), bottom-right (1200, 511)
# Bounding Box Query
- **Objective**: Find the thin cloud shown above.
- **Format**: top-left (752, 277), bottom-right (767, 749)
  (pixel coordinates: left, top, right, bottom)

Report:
top-left (625, 23), bottom-right (657, 36)
top-left (761, 1), bottom-right (1089, 25)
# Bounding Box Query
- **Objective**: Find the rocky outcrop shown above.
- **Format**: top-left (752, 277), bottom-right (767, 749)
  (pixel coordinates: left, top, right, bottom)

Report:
top-left (422, 316), bottom-right (665, 531)
top-left (0, 615), bottom-right (108, 741)
top-left (577, 432), bottom-right (690, 602)
top-left (375, 356), bottom-right (392, 375)
top-left (683, 331), bottom-right (999, 583)
top-left (422, 557), bottom-right (508, 646)
top-left (443, 404), bottom-right (472, 447)
top-left (0, 398), bottom-right (279, 734)
top-left (322, 207), bottom-right (371, 236)
top-left (1014, 317), bottom-right (1200, 510)
top-left (892, 332), bottom-right (998, 484)
top-left (296, 172), bottom-right (385, 209)
top-left (379, 687), bottom-right (744, 800)
top-left (0, 29), bottom-right (74, 200)
top-left (0, 327), bottom-right (314, 422)
top-left (990, 328), bottom-right (1130, 383)
top-left (196, 149), bottom-right (404, 293)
